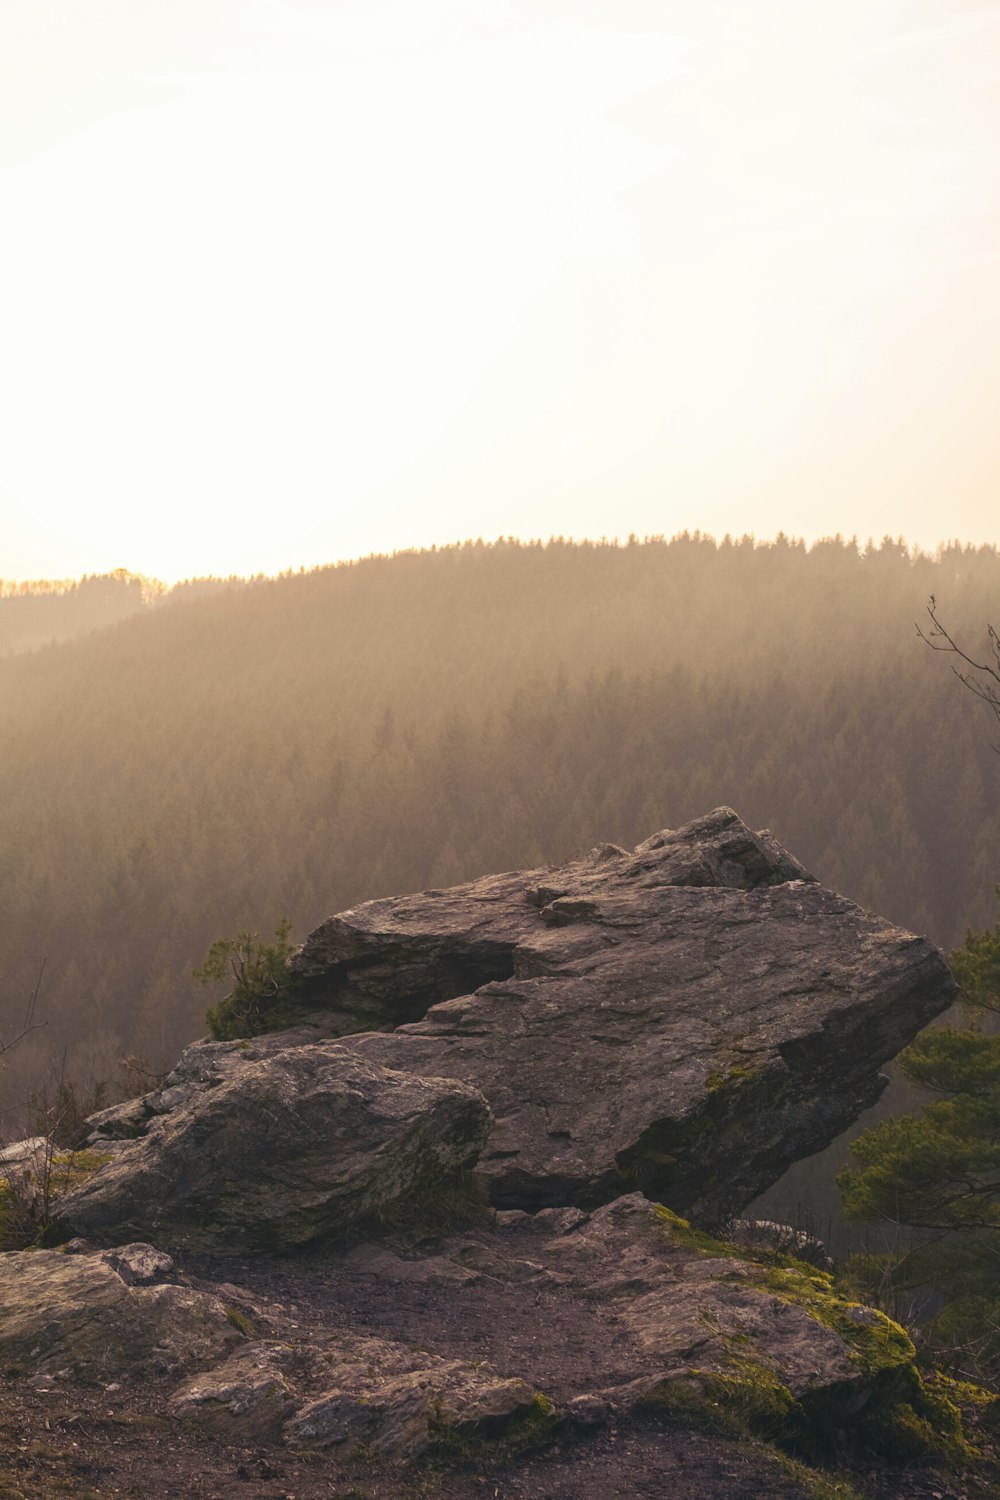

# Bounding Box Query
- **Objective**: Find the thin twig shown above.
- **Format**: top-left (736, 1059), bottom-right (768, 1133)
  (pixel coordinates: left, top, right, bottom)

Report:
top-left (0, 960), bottom-right (47, 1058)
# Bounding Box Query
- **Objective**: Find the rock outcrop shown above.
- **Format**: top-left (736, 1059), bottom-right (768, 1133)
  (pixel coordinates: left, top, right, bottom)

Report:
top-left (2, 813), bottom-right (989, 1495)
top-left (54, 1043), bottom-right (490, 1252)
top-left (2, 1195), bottom-right (947, 1471)
top-left (169, 1335), bottom-right (547, 1457)
top-left (538, 1194), bottom-right (916, 1426)
top-left (300, 807), bottom-right (957, 1218)
top-left (68, 808), bottom-right (956, 1239)
top-left (9, 1194), bottom-right (959, 1476)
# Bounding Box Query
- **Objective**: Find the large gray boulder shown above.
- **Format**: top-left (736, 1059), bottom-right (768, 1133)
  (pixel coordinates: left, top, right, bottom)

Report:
top-left (295, 808), bottom-right (956, 1220)
top-left (73, 807), bottom-right (955, 1235)
top-left (54, 1043), bottom-right (490, 1252)
top-left (289, 806), bottom-right (813, 1032)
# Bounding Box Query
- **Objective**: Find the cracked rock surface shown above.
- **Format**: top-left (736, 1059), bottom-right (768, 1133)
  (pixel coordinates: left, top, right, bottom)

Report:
top-left (78, 809), bottom-right (955, 1233)
top-left (55, 1044), bottom-right (490, 1252)
top-left (307, 807), bottom-right (957, 1217)
top-left (1, 1195), bottom-right (926, 1465)
top-left (0, 1247), bottom-right (239, 1381)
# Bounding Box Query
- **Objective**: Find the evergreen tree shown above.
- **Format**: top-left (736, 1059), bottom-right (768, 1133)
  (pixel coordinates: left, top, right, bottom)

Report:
top-left (194, 919), bottom-right (301, 1040)
top-left (840, 901), bottom-right (1000, 1373)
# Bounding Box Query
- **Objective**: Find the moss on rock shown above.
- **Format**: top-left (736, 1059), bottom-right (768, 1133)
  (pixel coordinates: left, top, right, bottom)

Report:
top-left (758, 1265), bottom-right (915, 1377)
top-left (633, 1197), bottom-right (985, 1473)
top-left (652, 1204), bottom-right (741, 1259)
top-left (428, 1390), bottom-right (560, 1460)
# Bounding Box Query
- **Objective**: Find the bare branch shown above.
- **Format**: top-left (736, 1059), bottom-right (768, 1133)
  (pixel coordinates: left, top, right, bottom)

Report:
top-left (917, 597), bottom-right (1000, 750)
top-left (0, 960), bottom-right (47, 1060)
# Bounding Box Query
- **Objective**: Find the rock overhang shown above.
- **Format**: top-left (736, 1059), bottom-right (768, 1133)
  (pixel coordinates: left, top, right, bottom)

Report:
top-left (290, 807), bottom-right (956, 1220)
top-left (71, 807), bottom-right (957, 1247)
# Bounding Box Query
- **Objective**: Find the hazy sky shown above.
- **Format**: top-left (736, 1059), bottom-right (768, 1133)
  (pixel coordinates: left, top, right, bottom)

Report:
top-left (2, 0), bottom-right (999, 582)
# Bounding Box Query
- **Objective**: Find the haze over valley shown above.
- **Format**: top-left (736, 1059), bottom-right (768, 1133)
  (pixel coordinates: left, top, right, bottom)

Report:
top-left (5, 5), bottom-right (1000, 1494)
top-left (2, 534), bottom-right (997, 1092)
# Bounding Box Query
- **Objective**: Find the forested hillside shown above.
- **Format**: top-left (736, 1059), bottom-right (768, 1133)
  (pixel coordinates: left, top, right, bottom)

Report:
top-left (0, 571), bottom-right (242, 656)
top-left (2, 533), bottom-right (999, 1094)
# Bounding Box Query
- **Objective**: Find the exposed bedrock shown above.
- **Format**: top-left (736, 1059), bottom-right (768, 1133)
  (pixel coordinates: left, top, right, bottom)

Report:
top-left (0, 1245), bottom-right (239, 1381)
top-left (76, 808), bottom-right (955, 1234)
top-left (55, 1045), bottom-right (490, 1252)
top-left (296, 807), bottom-right (957, 1221)
top-left (289, 806), bottom-right (813, 1030)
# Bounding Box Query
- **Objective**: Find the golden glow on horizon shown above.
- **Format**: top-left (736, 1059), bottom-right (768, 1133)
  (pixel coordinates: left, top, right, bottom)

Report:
top-left (1, 0), bottom-right (999, 582)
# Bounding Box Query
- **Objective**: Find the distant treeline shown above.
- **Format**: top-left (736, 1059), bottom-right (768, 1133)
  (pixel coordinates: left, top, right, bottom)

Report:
top-left (0, 570), bottom-right (244, 656)
top-left (2, 533), bottom-right (1000, 1093)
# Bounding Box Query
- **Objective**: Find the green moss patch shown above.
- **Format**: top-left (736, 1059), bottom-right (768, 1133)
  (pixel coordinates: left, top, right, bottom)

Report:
top-left (648, 1360), bottom-right (805, 1445)
top-left (47, 1151), bottom-right (114, 1195)
top-left (642, 1222), bottom-right (994, 1479)
top-left (705, 1064), bottom-right (756, 1092)
top-left (652, 1204), bottom-right (742, 1258)
top-left (427, 1391), bottom-right (560, 1461)
top-left (652, 1204), bottom-right (823, 1277)
top-left (769, 1453), bottom-right (867, 1500)
top-left (758, 1265), bottom-right (915, 1377)
top-left (874, 1370), bottom-right (1000, 1467)
top-left (224, 1305), bottom-right (255, 1337)
top-left (639, 1368), bottom-right (870, 1497)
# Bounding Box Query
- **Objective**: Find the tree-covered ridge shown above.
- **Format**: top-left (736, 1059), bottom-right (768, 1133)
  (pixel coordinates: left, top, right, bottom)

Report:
top-left (0, 570), bottom-right (245, 656)
top-left (2, 532), bottom-right (1000, 1087)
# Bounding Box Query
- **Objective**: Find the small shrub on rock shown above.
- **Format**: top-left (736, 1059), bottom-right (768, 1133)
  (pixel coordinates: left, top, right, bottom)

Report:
top-left (195, 918), bottom-right (302, 1039)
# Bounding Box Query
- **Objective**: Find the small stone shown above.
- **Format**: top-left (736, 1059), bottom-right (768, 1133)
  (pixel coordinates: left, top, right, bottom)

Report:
top-left (171, 1345), bottom-right (297, 1440)
top-left (100, 1243), bottom-right (174, 1285)
top-left (532, 1207), bottom-right (587, 1234)
top-left (564, 1394), bottom-right (610, 1428)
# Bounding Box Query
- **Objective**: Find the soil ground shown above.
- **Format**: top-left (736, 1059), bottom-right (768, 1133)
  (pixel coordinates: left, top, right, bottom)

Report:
top-left (0, 1370), bottom-right (989, 1500)
top-left (2, 1217), bottom-right (997, 1499)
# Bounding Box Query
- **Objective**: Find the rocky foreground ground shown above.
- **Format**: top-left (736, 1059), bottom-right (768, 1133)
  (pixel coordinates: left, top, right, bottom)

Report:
top-left (1, 810), bottom-right (995, 1498)
top-left (3, 1202), bottom-right (999, 1499)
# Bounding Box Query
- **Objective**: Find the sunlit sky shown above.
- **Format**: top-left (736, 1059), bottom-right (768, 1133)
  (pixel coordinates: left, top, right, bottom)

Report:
top-left (2, 0), bottom-right (999, 582)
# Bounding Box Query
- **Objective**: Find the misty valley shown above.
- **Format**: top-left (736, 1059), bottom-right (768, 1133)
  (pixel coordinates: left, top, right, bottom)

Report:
top-left (2, 537), bottom-right (1000, 1497)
